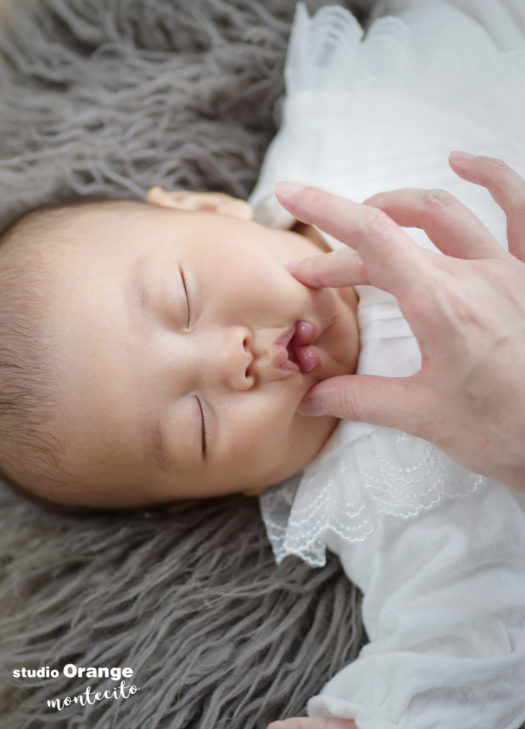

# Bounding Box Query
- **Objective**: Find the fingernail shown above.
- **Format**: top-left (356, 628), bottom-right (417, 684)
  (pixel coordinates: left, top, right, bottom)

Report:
top-left (285, 260), bottom-right (300, 273)
top-left (298, 397), bottom-right (326, 416)
top-left (275, 181), bottom-right (306, 198)
top-left (450, 150), bottom-right (475, 162)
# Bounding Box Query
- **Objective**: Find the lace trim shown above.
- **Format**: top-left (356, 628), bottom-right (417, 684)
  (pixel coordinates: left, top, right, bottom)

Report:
top-left (260, 427), bottom-right (483, 568)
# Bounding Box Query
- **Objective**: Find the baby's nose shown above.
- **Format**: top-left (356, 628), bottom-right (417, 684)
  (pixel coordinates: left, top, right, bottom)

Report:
top-left (198, 326), bottom-right (255, 391)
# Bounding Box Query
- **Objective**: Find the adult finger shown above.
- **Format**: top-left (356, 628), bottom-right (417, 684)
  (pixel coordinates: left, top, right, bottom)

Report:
top-left (268, 718), bottom-right (357, 729)
top-left (286, 247), bottom-right (368, 289)
top-left (364, 187), bottom-right (502, 260)
top-left (298, 373), bottom-right (428, 435)
top-left (449, 152), bottom-right (525, 260)
top-left (275, 182), bottom-right (430, 298)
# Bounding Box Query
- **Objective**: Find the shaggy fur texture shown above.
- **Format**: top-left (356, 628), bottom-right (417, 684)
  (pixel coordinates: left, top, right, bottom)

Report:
top-left (0, 491), bottom-right (365, 728)
top-left (0, 1), bottom-right (368, 727)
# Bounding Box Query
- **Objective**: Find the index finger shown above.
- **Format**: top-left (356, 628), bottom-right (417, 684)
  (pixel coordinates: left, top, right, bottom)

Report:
top-left (275, 182), bottom-right (430, 297)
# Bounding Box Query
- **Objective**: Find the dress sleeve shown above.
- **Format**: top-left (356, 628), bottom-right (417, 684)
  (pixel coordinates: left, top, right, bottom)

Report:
top-left (307, 484), bottom-right (525, 729)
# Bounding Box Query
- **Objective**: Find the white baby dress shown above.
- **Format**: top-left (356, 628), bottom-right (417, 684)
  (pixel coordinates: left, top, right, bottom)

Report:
top-left (249, 2), bottom-right (525, 728)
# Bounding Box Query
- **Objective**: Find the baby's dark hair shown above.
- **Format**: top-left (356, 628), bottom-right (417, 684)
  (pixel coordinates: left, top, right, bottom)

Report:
top-left (0, 201), bottom-right (89, 508)
top-left (0, 196), bottom-right (150, 511)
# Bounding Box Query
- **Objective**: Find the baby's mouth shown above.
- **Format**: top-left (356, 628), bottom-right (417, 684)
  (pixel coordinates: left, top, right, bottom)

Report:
top-left (275, 321), bottom-right (321, 374)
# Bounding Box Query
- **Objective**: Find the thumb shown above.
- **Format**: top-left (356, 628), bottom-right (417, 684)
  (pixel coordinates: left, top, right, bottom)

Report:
top-left (298, 374), bottom-right (427, 433)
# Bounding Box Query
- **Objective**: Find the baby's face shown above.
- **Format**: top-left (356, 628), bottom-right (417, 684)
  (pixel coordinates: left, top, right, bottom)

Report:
top-left (46, 192), bottom-right (359, 507)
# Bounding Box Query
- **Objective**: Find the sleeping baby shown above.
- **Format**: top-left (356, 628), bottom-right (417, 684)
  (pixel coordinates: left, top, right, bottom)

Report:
top-left (2, 1), bottom-right (525, 728)
top-left (0, 188), bottom-right (359, 508)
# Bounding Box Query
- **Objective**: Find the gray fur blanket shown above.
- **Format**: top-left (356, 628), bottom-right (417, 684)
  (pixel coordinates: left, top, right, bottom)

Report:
top-left (0, 1), bottom-right (368, 727)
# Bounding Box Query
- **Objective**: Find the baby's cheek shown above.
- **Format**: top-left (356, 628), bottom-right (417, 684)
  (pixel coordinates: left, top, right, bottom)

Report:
top-left (221, 417), bottom-right (277, 465)
top-left (283, 413), bottom-right (338, 472)
top-left (231, 413), bottom-right (293, 469)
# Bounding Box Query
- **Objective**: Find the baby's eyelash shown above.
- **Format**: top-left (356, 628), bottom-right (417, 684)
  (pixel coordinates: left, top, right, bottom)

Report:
top-left (180, 265), bottom-right (190, 328)
top-left (195, 396), bottom-right (207, 459)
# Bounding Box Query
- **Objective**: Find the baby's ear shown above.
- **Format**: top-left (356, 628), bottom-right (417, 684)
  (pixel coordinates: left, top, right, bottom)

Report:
top-left (146, 187), bottom-right (253, 220)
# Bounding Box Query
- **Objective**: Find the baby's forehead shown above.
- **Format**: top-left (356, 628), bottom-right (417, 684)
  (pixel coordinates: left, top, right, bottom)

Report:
top-left (66, 198), bottom-right (152, 233)
top-left (39, 199), bottom-right (153, 256)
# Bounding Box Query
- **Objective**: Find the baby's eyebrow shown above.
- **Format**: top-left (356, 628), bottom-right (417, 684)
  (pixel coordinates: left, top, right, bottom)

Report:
top-left (127, 254), bottom-right (149, 335)
top-left (151, 418), bottom-right (170, 474)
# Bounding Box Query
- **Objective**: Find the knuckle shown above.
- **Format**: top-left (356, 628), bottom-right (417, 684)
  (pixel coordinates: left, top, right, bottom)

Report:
top-left (483, 156), bottom-right (511, 174)
top-left (337, 384), bottom-right (363, 421)
top-left (505, 194), bottom-right (525, 218)
top-left (421, 188), bottom-right (457, 212)
top-left (364, 206), bottom-right (392, 236)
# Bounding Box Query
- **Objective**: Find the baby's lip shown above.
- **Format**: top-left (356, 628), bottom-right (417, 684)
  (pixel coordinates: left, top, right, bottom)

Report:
top-left (272, 321), bottom-right (321, 373)
top-left (274, 323), bottom-right (297, 350)
top-left (293, 320), bottom-right (318, 347)
top-left (272, 324), bottom-right (297, 371)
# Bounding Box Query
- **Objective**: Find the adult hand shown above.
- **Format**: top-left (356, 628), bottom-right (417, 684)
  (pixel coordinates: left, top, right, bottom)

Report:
top-left (275, 154), bottom-right (525, 492)
top-left (268, 717), bottom-right (357, 729)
